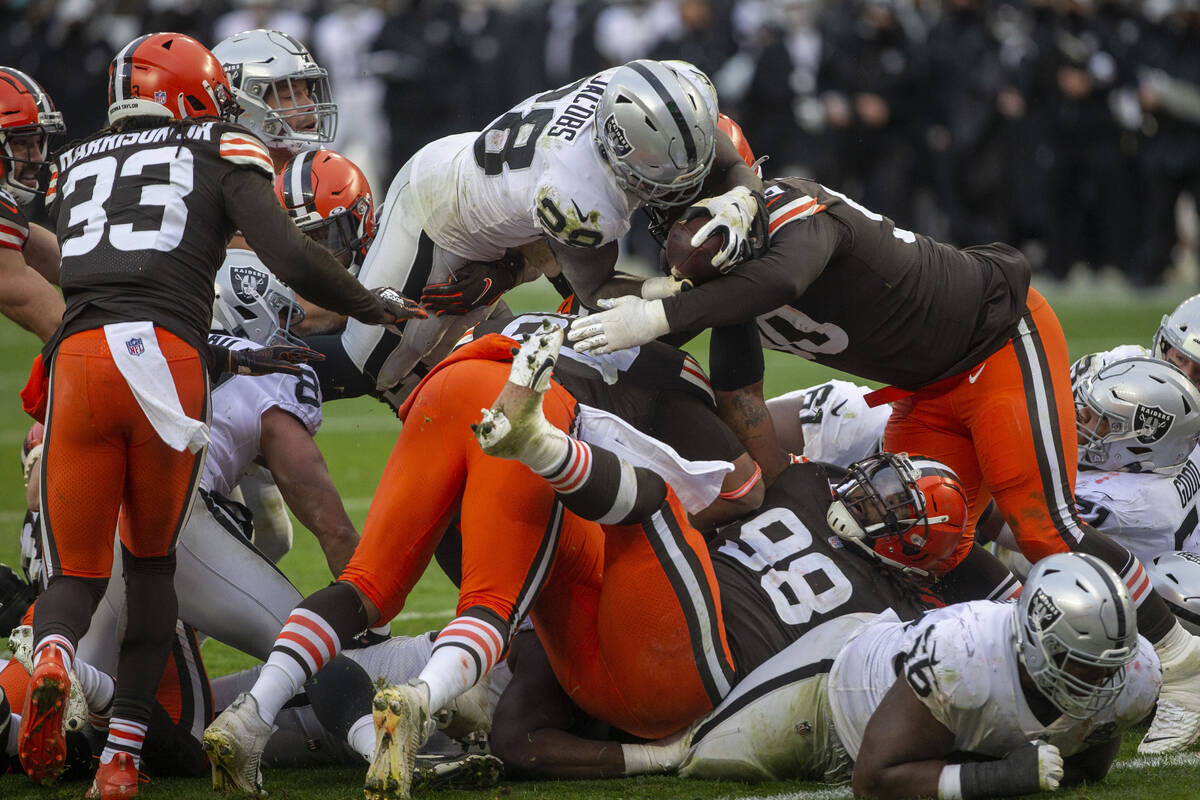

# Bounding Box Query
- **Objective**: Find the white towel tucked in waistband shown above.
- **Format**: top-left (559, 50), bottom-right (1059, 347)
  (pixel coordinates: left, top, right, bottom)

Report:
top-left (574, 403), bottom-right (732, 514)
top-left (104, 322), bottom-right (209, 453)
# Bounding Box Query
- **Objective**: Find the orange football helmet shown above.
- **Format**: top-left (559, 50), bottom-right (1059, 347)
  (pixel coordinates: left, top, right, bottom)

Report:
top-left (107, 32), bottom-right (239, 125)
top-left (0, 68), bottom-right (65, 205)
top-left (717, 113), bottom-right (760, 177)
top-left (826, 452), bottom-right (968, 578)
top-left (275, 149), bottom-right (375, 270)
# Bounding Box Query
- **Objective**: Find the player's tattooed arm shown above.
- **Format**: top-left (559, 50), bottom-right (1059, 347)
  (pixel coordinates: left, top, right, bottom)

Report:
top-left (716, 384), bottom-right (789, 489)
top-left (259, 406), bottom-right (359, 576)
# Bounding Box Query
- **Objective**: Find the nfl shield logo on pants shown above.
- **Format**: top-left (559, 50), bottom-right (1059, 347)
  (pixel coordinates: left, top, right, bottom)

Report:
top-left (126, 337), bottom-right (145, 356)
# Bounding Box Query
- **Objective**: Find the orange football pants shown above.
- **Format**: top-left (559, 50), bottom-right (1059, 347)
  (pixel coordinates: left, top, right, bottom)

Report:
top-left (885, 288), bottom-right (1084, 567)
top-left (40, 328), bottom-right (208, 578)
top-left (340, 352), bottom-right (733, 738)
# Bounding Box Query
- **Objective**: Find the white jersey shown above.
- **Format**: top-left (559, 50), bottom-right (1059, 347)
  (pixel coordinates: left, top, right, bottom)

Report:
top-left (766, 380), bottom-right (890, 468)
top-left (828, 602), bottom-right (1160, 761)
top-left (1075, 446), bottom-right (1200, 564)
top-left (1069, 344), bottom-right (1151, 392)
top-left (405, 64), bottom-right (718, 262)
top-left (202, 333), bottom-right (323, 497)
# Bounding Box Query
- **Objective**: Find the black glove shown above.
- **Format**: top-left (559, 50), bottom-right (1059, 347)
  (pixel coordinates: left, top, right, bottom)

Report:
top-left (370, 286), bottom-right (429, 332)
top-left (420, 255), bottom-right (521, 315)
top-left (218, 345), bottom-right (327, 377)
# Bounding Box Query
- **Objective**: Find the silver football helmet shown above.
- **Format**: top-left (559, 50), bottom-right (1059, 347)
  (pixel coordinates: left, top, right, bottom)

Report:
top-left (1153, 293), bottom-right (1200, 368)
top-left (594, 59), bottom-right (717, 207)
top-left (212, 29), bottom-right (337, 154)
top-left (213, 253), bottom-right (306, 346)
top-left (1014, 552), bottom-right (1137, 719)
top-left (1076, 357), bottom-right (1200, 472)
top-left (1150, 551), bottom-right (1200, 636)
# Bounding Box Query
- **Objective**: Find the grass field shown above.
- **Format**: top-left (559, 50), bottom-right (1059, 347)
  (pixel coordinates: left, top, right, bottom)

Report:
top-left (2, 278), bottom-right (1199, 799)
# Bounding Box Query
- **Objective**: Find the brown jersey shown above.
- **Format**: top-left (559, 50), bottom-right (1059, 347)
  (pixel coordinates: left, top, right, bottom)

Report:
top-left (46, 119), bottom-right (381, 362)
top-left (0, 188), bottom-right (29, 252)
top-left (663, 177), bottom-right (1031, 390)
top-left (710, 461), bottom-right (931, 675)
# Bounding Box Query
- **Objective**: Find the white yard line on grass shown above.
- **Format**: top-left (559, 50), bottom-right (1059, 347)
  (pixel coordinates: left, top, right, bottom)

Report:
top-left (718, 788), bottom-right (853, 800)
top-left (395, 608), bottom-right (457, 622)
top-left (1112, 752), bottom-right (1200, 771)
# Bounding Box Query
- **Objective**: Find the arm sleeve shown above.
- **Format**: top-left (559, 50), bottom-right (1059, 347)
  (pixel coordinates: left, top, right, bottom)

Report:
top-left (708, 319), bottom-right (765, 391)
top-left (660, 215), bottom-right (846, 332)
top-left (221, 168), bottom-right (385, 321)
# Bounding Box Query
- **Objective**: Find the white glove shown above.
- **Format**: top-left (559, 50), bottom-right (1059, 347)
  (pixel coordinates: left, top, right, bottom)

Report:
top-left (640, 275), bottom-right (691, 300)
top-left (687, 185), bottom-right (758, 270)
top-left (1034, 740), bottom-right (1063, 792)
top-left (568, 296), bottom-right (669, 355)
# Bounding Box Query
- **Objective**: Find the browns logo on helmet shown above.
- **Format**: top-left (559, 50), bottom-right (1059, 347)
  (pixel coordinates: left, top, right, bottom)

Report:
top-left (107, 32), bottom-right (240, 125)
top-left (0, 68), bottom-right (65, 205)
top-left (275, 149), bottom-right (375, 271)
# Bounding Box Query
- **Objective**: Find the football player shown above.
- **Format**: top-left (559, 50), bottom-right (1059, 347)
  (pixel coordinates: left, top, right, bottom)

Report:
top-left (202, 323), bottom-right (748, 799)
top-left (20, 31), bottom-right (418, 798)
top-left (568, 173), bottom-right (1200, 754)
top-left (846, 553), bottom-right (1158, 799)
top-left (0, 67), bottom-right (66, 342)
top-left (306, 59), bottom-right (763, 408)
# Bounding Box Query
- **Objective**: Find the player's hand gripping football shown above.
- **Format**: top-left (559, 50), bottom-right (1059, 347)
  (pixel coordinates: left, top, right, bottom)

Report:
top-left (421, 254), bottom-right (522, 315)
top-left (221, 345), bottom-right (327, 378)
top-left (683, 185), bottom-right (759, 270)
top-left (568, 295), bottom-right (669, 355)
top-left (370, 286), bottom-right (428, 333)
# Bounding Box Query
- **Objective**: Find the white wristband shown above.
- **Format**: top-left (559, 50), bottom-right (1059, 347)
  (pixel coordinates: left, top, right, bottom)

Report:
top-left (937, 763), bottom-right (963, 800)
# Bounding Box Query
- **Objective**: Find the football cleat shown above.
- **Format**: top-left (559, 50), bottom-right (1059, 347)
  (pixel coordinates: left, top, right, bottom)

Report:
top-left (9, 626), bottom-right (88, 733)
top-left (473, 321), bottom-right (565, 462)
top-left (412, 752), bottom-right (503, 791)
top-left (1142, 626), bottom-right (1200, 753)
top-left (85, 752), bottom-right (146, 799)
top-left (202, 693), bottom-right (275, 796)
top-left (17, 642), bottom-right (71, 784)
top-left (365, 681), bottom-right (435, 800)
top-left (1140, 700), bottom-right (1200, 755)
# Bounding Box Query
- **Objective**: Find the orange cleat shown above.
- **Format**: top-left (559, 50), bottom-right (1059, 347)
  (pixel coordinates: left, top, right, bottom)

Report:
top-left (17, 643), bottom-right (71, 784)
top-left (85, 752), bottom-right (146, 799)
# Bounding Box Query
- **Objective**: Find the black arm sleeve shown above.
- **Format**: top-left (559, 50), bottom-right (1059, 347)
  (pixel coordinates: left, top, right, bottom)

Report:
top-left (660, 215), bottom-right (845, 332)
top-left (221, 168), bottom-right (385, 322)
top-left (959, 744), bottom-right (1044, 799)
top-left (709, 319), bottom-right (765, 391)
top-left (304, 333), bottom-right (376, 400)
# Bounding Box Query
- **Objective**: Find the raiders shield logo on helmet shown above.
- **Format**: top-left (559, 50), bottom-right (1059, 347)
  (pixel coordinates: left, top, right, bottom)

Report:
top-left (230, 265), bottom-right (268, 304)
top-left (604, 115), bottom-right (633, 157)
top-left (1028, 588), bottom-right (1063, 633)
top-left (1134, 403), bottom-right (1175, 444)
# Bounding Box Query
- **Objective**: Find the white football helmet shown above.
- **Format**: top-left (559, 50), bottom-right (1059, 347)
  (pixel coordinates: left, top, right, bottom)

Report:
top-left (594, 59), bottom-right (717, 207)
top-left (212, 29), bottom-right (337, 154)
top-left (1076, 356), bottom-right (1200, 472)
top-left (213, 252), bottom-right (306, 346)
top-left (1153, 293), bottom-right (1200, 368)
top-left (1150, 551), bottom-right (1200, 636)
top-left (1014, 553), bottom-right (1137, 719)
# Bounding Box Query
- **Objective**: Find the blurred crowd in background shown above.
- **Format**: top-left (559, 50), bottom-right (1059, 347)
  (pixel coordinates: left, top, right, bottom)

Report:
top-left (6, 0), bottom-right (1200, 287)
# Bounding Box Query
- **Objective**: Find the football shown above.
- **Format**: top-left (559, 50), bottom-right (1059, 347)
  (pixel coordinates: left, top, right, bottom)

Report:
top-left (665, 213), bottom-right (724, 286)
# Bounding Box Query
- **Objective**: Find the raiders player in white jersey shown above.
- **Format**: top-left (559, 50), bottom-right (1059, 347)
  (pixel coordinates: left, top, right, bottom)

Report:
top-left (766, 379), bottom-right (891, 468)
top-left (841, 553), bottom-right (1158, 800)
top-left (321, 58), bottom-right (762, 404)
top-left (988, 357), bottom-right (1200, 574)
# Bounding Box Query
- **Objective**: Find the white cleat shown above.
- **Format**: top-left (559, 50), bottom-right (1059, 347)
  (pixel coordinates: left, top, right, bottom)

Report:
top-left (1140, 700), bottom-right (1200, 755)
top-left (364, 681), bottom-right (435, 800)
top-left (473, 321), bottom-right (565, 460)
top-left (9, 625), bottom-right (88, 733)
top-left (202, 693), bottom-right (276, 796)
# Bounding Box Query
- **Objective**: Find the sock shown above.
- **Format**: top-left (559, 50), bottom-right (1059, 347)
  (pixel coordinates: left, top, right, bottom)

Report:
top-left (421, 613), bottom-right (506, 713)
top-left (73, 658), bottom-right (115, 715)
top-left (100, 717), bottom-right (147, 769)
top-left (541, 441), bottom-right (667, 525)
top-left (513, 419), bottom-right (570, 475)
top-left (254, 606), bottom-right (344, 726)
top-left (33, 634), bottom-right (75, 674)
top-left (348, 713), bottom-right (375, 762)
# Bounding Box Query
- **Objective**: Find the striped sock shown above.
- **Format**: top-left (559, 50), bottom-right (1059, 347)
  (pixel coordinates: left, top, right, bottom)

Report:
top-left (101, 717), bottom-right (147, 768)
top-left (33, 635), bottom-right (74, 674)
top-left (539, 438), bottom-right (592, 492)
top-left (73, 658), bottom-right (115, 718)
top-left (251, 608), bottom-right (341, 726)
top-left (421, 615), bottom-right (505, 713)
top-left (541, 441), bottom-right (667, 525)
